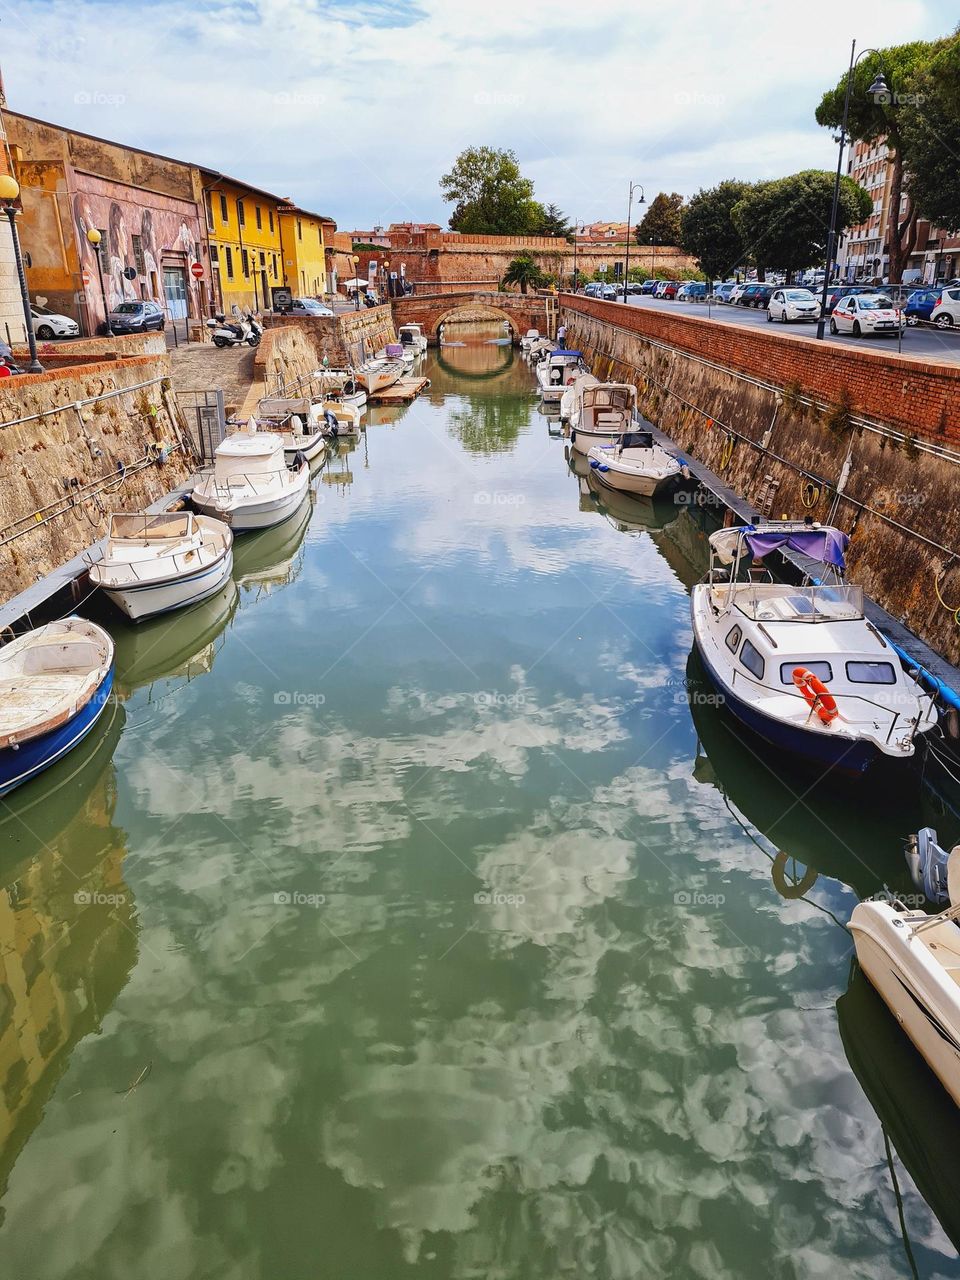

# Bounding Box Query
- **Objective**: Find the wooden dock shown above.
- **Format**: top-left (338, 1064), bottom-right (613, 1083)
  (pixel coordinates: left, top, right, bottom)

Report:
top-left (370, 377), bottom-right (430, 404)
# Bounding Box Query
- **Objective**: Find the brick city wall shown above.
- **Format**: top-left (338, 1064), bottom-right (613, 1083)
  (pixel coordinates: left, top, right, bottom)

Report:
top-left (563, 294), bottom-right (960, 664)
top-left (0, 349), bottom-right (192, 605)
top-left (260, 305), bottom-right (397, 375)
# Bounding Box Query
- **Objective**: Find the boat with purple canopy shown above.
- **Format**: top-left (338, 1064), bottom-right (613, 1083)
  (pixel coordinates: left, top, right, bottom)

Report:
top-left (689, 520), bottom-right (937, 774)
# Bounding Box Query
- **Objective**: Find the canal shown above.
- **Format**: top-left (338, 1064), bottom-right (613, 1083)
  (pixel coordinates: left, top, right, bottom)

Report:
top-left (0, 320), bottom-right (957, 1278)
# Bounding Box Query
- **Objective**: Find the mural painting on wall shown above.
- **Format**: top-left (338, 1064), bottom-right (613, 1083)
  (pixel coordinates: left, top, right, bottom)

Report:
top-left (71, 183), bottom-right (202, 324)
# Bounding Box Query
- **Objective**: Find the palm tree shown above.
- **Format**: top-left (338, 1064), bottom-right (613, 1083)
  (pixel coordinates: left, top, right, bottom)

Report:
top-left (500, 254), bottom-right (545, 295)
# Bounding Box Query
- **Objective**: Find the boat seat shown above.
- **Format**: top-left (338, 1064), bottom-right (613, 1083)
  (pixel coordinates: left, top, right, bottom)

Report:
top-left (21, 640), bottom-right (103, 675)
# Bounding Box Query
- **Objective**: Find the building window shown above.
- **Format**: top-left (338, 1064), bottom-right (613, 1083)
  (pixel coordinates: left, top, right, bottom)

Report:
top-left (241, 248), bottom-right (249, 276)
top-left (224, 246), bottom-right (234, 279)
top-left (131, 234), bottom-right (145, 275)
top-left (237, 199), bottom-right (245, 227)
top-left (255, 205), bottom-right (262, 230)
top-left (219, 193), bottom-right (228, 223)
top-left (297, 219), bottom-right (302, 241)
top-left (205, 191), bottom-right (215, 231)
top-left (269, 210), bottom-right (274, 233)
top-left (272, 253), bottom-right (278, 277)
top-left (210, 245), bottom-right (219, 265)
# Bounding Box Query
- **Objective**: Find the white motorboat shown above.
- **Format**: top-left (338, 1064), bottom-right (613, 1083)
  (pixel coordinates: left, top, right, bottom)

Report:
top-left (191, 420), bottom-right (310, 532)
top-left (256, 397), bottom-right (327, 460)
top-left (587, 428), bottom-right (682, 498)
top-left (520, 328), bottom-right (542, 352)
top-left (0, 618), bottom-right (114, 797)
top-left (851, 842), bottom-right (960, 1107)
top-left (568, 380), bottom-right (637, 454)
top-left (315, 399), bottom-right (362, 437)
top-left (397, 323), bottom-right (428, 354)
top-left (560, 371), bottom-right (597, 424)
top-left (87, 510), bottom-right (234, 622)
top-left (536, 349), bottom-right (588, 404)
top-left (355, 358), bottom-right (403, 395)
top-left (527, 338), bottom-right (554, 364)
top-left (690, 521), bottom-right (937, 774)
top-left (375, 342), bottom-right (415, 371)
top-left (312, 368), bottom-right (367, 411)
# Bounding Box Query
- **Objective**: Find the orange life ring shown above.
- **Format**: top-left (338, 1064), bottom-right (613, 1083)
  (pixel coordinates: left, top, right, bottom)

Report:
top-left (792, 667), bottom-right (838, 725)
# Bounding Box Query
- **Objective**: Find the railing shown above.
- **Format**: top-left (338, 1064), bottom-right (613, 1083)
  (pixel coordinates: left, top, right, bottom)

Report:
top-left (723, 582), bottom-right (864, 623)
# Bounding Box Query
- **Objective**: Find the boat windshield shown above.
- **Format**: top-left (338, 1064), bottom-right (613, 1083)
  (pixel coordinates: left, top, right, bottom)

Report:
top-left (110, 512), bottom-right (195, 542)
top-left (731, 582), bottom-right (864, 623)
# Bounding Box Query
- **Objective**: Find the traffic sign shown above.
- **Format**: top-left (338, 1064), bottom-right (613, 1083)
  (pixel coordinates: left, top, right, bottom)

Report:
top-left (81, 269), bottom-right (92, 286)
top-left (190, 262), bottom-right (204, 280)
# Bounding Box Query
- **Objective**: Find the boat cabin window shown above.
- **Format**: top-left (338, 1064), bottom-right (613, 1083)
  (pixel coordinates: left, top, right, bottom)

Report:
top-left (739, 639), bottom-right (765, 679)
top-left (780, 661), bottom-right (832, 684)
top-left (845, 660), bottom-right (896, 685)
top-left (725, 625), bottom-right (742, 653)
top-left (620, 431), bottom-right (653, 449)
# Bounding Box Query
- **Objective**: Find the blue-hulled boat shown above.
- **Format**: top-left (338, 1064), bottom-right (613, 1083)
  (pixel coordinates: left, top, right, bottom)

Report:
top-left (0, 618), bottom-right (114, 797)
top-left (689, 521), bottom-right (938, 775)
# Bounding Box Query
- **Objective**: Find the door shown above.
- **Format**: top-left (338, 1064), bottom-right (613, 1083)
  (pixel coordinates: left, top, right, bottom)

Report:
top-left (163, 267), bottom-right (188, 320)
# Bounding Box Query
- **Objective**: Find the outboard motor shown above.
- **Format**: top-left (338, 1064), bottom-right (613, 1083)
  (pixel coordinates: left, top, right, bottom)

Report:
top-left (905, 826), bottom-right (952, 904)
top-left (323, 408), bottom-right (340, 437)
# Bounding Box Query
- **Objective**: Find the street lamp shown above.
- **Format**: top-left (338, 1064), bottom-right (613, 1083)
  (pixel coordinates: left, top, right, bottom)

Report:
top-left (85, 227), bottom-right (114, 337)
top-left (622, 181), bottom-right (645, 304)
top-left (351, 254), bottom-right (360, 311)
top-left (815, 41), bottom-right (888, 340)
top-left (0, 175), bottom-right (44, 372)
top-left (383, 259), bottom-right (390, 301)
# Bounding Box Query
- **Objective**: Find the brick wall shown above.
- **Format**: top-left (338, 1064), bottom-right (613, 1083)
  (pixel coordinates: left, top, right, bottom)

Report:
top-left (562, 294), bottom-right (960, 441)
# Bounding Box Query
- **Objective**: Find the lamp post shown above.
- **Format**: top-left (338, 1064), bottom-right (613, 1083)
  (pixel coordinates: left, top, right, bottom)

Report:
top-left (351, 254), bottom-right (360, 311)
top-left (383, 259), bottom-right (390, 301)
top-left (85, 227), bottom-right (113, 337)
top-left (0, 175), bottom-right (44, 372)
top-left (815, 41), bottom-right (889, 339)
top-left (622, 182), bottom-right (645, 304)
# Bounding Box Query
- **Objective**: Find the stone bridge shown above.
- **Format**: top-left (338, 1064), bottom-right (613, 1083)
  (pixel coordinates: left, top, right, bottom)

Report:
top-left (391, 291), bottom-right (553, 343)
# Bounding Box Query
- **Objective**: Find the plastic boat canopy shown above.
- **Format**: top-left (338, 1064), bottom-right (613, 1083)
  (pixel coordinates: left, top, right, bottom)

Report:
top-left (708, 523), bottom-right (848, 570)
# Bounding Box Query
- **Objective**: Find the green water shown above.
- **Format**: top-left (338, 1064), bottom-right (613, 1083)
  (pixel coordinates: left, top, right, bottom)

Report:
top-left (0, 325), bottom-right (957, 1278)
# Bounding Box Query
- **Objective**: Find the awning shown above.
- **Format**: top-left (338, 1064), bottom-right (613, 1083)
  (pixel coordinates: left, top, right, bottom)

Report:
top-left (745, 527), bottom-right (848, 570)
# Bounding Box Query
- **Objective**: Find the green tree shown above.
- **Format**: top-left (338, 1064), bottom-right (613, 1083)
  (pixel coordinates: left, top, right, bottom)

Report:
top-left (680, 179), bottom-right (753, 282)
top-left (815, 40), bottom-right (940, 280)
top-left (535, 202), bottom-right (574, 240)
top-left (440, 147), bottom-right (542, 235)
top-left (500, 254), bottom-right (546, 294)
top-left (731, 170), bottom-right (871, 280)
top-left (636, 192), bottom-right (684, 248)
top-left (898, 34), bottom-right (960, 234)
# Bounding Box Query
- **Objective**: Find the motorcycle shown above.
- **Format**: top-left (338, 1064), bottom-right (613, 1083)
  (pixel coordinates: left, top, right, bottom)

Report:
top-left (206, 306), bottom-right (263, 348)
top-left (0, 341), bottom-right (23, 376)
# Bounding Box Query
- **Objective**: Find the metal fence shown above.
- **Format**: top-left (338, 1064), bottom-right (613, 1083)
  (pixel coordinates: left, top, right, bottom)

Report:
top-left (177, 389), bottom-right (226, 464)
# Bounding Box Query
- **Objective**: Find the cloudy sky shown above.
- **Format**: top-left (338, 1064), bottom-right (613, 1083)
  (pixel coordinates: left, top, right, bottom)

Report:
top-left (0, 0), bottom-right (953, 231)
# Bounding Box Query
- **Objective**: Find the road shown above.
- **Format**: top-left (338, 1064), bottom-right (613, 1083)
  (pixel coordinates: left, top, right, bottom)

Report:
top-left (608, 292), bottom-right (960, 366)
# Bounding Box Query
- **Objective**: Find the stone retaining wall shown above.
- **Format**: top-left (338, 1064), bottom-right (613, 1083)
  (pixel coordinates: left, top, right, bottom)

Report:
top-left (0, 351), bottom-right (192, 605)
top-left (563, 295), bottom-right (960, 665)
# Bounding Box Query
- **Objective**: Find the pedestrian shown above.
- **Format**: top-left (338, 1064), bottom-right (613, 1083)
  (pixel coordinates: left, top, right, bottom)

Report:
top-left (557, 323), bottom-right (567, 346)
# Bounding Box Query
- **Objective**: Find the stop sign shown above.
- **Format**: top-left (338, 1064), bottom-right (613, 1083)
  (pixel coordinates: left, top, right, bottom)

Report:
top-left (190, 262), bottom-right (204, 280)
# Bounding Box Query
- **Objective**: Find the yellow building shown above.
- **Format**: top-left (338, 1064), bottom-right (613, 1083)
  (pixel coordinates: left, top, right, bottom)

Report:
top-left (200, 169), bottom-right (285, 314)
top-left (277, 203), bottom-right (333, 300)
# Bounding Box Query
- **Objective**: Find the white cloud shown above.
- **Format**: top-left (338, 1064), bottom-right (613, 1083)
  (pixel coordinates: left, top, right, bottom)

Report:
top-left (1, 0), bottom-right (946, 227)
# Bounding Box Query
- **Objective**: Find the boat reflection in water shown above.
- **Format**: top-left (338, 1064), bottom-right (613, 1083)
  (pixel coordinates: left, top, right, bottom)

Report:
top-left (232, 490), bottom-right (313, 596)
top-left (685, 647), bottom-right (921, 903)
top-left (0, 696), bottom-right (135, 1203)
top-left (112, 578), bottom-right (239, 695)
top-left (579, 466), bottom-right (680, 535)
top-left (838, 963), bottom-right (960, 1257)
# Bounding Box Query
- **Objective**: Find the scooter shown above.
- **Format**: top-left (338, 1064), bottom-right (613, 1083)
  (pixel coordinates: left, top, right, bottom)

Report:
top-left (0, 341), bottom-right (23, 376)
top-left (207, 307), bottom-right (263, 348)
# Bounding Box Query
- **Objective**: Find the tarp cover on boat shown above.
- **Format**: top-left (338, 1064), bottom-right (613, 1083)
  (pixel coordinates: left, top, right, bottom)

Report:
top-left (619, 431), bottom-right (654, 449)
top-left (745, 527), bottom-right (848, 569)
top-left (550, 350), bottom-right (582, 357)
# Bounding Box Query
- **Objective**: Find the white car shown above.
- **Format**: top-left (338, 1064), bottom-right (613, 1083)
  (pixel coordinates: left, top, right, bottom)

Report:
top-left (930, 286), bottom-right (960, 328)
top-left (728, 282), bottom-right (751, 305)
top-left (767, 288), bottom-right (821, 324)
top-left (290, 297), bottom-right (334, 317)
top-left (829, 293), bottom-right (905, 338)
top-left (31, 305), bottom-right (79, 339)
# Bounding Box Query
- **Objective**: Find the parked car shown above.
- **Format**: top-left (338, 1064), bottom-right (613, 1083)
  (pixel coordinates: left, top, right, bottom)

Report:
top-left (714, 282), bottom-right (737, 304)
top-left (821, 284), bottom-right (871, 315)
top-left (677, 282), bottom-right (708, 301)
top-left (105, 300), bottom-right (165, 333)
top-left (30, 305), bottom-right (79, 339)
top-left (600, 283), bottom-right (618, 300)
top-left (583, 282), bottom-right (602, 297)
top-left (902, 288), bottom-right (942, 326)
top-left (767, 288), bottom-right (821, 323)
top-left (290, 297), bottom-right (334, 317)
top-left (829, 293), bottom-right (905, 338)
top-left (930, 286), bottom-right (960, 327)
top-left (728, 282), bottom-right (751, 305)
top-left (735, 283), bottom-right (774, 308)
top-left (625, 281), bottom-right (645, 295)
top-left (654, 280), bottom-right (681, 299)
top-left (640, 279), bottom-right (660, 295)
